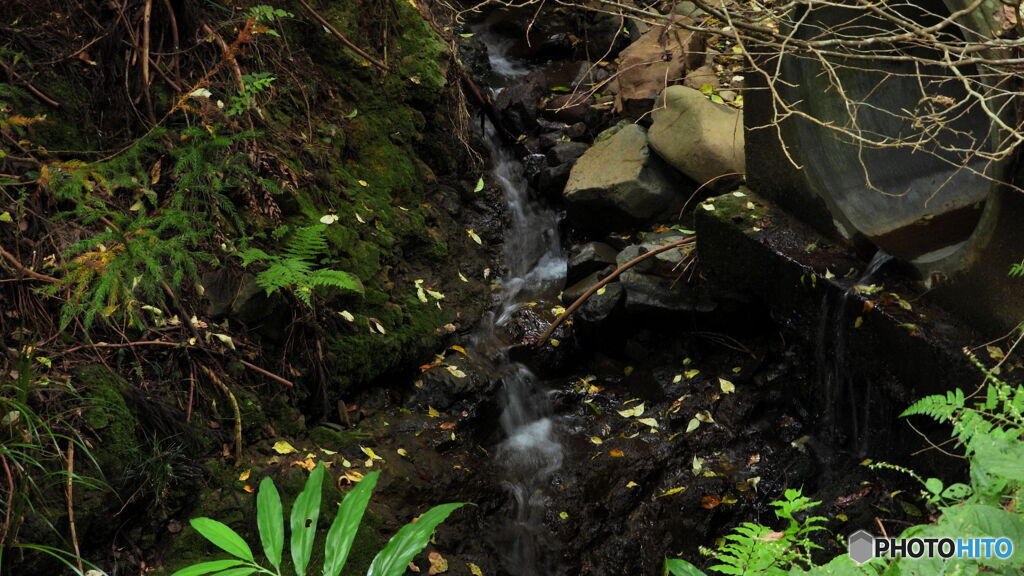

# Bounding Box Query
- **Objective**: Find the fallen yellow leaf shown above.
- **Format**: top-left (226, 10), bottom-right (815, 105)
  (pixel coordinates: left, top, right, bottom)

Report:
top-left (273, 440), bottom-right (297, 454)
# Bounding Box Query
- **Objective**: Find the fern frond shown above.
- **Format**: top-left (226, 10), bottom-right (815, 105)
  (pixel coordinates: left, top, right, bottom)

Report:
top-left (306, 269), bottom-right (363, 293)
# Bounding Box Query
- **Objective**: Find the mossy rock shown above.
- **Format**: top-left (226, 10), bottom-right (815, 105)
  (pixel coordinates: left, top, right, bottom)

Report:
top-left (77, 365), bottom-right (140, 477)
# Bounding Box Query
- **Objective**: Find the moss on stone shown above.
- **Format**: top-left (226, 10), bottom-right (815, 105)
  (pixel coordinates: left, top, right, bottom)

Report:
top-left (326, 296), bottom-right (449, 393)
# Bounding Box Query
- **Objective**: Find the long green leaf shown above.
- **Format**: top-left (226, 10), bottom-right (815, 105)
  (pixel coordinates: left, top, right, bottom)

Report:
top-left (290, 463), bottom-right (326, 576)
top-left (322, 470), bottom-right (380, 576)
top-left (366, 502), bottom-right (466, 576)
top-left (257, 476), bottom-right (284, 569)
top-left (211, 568), bottom-right (258, 576)
top-left (190, 518), bottom-right (255, 562)
top-left (170, 560), bottom-right (247, 576)
top-left (663, 558), bottom-right (705, 576)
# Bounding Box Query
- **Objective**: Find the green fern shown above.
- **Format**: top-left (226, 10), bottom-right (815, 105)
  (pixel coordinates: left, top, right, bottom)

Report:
top-left (236, 223), bottom-right (363, 306)
top-left (1009, 262), bottom-right (1024, 278)
top-left (42, 125), bottom-right (255, 330)
top-left (703, 489), bottom-right (826, 575)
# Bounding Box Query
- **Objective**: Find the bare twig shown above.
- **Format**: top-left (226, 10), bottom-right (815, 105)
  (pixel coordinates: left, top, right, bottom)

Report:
top-left (295, 0), bottom-right (390, 72)
top-left (58, 340), bottom-right (295, 388)
top-left (65, 441), bottom-right (84, 576)
top-left (200, 366), bottom-right (243, 467)
top-left (0, 247), bottom-right (59, 284)
top-left (536, 236), bottom-right (696, 346)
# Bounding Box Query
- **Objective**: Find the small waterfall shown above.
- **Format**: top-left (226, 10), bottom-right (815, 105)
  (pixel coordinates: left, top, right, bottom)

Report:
top-left (817, 250), bottom-right (892, 456)
top-left (469, 28), bottom-right (567, 576)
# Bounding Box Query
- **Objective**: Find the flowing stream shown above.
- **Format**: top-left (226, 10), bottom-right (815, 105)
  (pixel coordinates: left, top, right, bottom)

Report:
top-left (816, 250), bottom-right (893, 456)
top-left (469, 28), bottom-right (567, 576)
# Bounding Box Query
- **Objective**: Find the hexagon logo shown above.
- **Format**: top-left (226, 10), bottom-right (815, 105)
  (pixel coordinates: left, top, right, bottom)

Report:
top-left (849, 530), bottom-right (875, 565)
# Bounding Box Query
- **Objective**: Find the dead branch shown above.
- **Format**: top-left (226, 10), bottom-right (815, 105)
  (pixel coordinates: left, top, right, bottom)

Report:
top-left (0, 247), bottom-right (60, 284)
top-left (295, 0), bottom-right (390, 72)
top-left (58, 340), bottom-right (294, 388)
top-left (199, 365), bottom-right (243, 467)
top-left (64, 441), bottom-right (84, 576)
top-left (0, 62), bottom-right (60, 108)
top-left (535, 236), bottom-right (696, 346)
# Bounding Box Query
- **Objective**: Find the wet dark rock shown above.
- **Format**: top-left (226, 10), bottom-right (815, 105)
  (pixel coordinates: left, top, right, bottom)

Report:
top-left (495, 69), bottom-right (548, 135)
top-left (565, 122), bottom-right (589, 139)
top-left (582, 13), bottom-right (629, 59)
top-left (563, 123), bottom-right (686, 232)
top-left (537, 162), bottom-right (574, 201)
top-left (540, 92), bottom-right (592, 124)
top-left (618, 267), bottom-right (715, 314)
top-left (546, 141), bottom-right (589, 166)
top-left (432, 184), bottom-right (463, 216)
top-left (578, 280), bottom-right (623, 324)
top-left (231, 273), bottom-right (291, 337)
top-left (522, 153), bottom-right (547, 183)
top-left (456, 34), bottom-right (492, 79)
top-left (563, 270), bottom-right (608, 304)
top-left (404, 358), bottom-right (499, 412)
top-left (538, 131), bottom-right (564, 151)
top-left (202, 269), bottom-right (290, 336)
top-left (202, 268), bottom-right (239, 319)
top-left (567, 241), bottom-right (618, 284)
top-left (615, 232), bottom-right (715, 314)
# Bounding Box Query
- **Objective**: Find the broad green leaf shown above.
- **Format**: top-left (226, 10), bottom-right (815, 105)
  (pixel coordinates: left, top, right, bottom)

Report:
top-left (323, 470), bottom-right (380, 576)
top-left (211, 568), bottom-right (257, 576)
top-left (257, 476), bottom-right (284, 569)
top-left (291, 463), bottom-right (326, 576)
top-left (189, 518), bottom-right (254, 562)
top-left (971, 435), bottom-right (1024, 479)
top-left (663, 558), bottom-right (704, 576)
top-left (170, 559), bottom-right (246, 576)
top-left (367, 502), bottom-right (466, 576)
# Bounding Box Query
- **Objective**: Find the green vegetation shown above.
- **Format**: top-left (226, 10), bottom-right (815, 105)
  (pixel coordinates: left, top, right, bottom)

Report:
top-left (665, 347), bottom-right (1024, 576)
top-left (237, 222), bottom-right (363, 307)
top-left (173, 466), bottom-right (464, 576)
top-left (0, 357), bottom-right (108, 573)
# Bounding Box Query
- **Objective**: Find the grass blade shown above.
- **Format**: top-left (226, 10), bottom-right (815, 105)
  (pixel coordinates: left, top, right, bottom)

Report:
top-left (290, 463), bottom-right (326, 576)
top-left (322, 470), bottom-right (380, 576)
top-left (366, 502), bottom-right (465, 576)
top-left (190, 518), bottom-right (255, 562)
top-left (257, 476), bottom-right (284, 569)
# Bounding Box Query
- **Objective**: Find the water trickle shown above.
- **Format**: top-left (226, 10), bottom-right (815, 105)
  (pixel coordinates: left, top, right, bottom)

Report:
top-left (467, 30), bottom-right (567, 576)
top-left (816, 250), bottom-right (893, 456)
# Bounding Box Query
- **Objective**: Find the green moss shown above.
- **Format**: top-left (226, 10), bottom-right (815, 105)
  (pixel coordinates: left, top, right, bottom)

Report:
top-left (326, 296), bottom-right (449, 393)
top-left (308, 425), bottom-right (363, 449)
top-left (77, 365), bottom-right (139, 475)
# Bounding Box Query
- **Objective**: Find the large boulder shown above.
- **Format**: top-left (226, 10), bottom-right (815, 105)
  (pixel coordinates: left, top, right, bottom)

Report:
top-left (648, 85), bottom-right (745, 186)
top-left (611, 20), bottom-right (704, 118)
top-left (564, 123), bottom-right (685, 231)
